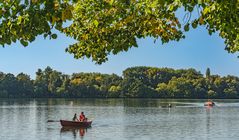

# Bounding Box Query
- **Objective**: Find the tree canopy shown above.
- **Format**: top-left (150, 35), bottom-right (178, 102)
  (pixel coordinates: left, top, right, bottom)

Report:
top-left (0, 0), bottom-right (238, 63)
top-left (0, 66), bottom-right (239, 98)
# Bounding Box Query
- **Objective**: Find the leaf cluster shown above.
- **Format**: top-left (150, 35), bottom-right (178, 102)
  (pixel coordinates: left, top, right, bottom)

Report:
top-left (0, 0), bottom-right (238, 63)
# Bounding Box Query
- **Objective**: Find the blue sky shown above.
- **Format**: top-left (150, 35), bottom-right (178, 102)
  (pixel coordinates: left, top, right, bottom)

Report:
top-left (0, 25), bottom-right (238, 79)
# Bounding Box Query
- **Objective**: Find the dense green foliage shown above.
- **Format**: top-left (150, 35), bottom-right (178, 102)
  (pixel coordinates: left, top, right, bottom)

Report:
top-left (0, 66), bottom-right (239, 98)
top-left (0, 0), bottom-right (238, 63)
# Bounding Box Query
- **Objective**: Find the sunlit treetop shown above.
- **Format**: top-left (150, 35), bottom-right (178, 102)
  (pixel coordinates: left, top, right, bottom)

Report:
top-left (0, 0), bottom-right (238, 64)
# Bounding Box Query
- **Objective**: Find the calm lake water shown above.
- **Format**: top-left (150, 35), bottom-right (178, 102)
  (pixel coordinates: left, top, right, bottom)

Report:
top-left (0, 99), bottom-right (239, 140)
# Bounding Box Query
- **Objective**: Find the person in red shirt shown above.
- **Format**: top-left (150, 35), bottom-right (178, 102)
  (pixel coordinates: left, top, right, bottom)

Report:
top-left (79, 112), bottom-right (85, 122)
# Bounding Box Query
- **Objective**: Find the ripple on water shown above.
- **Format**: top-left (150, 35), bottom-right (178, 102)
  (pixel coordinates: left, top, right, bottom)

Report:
top-left (1, 99), bottom-right (239, 140)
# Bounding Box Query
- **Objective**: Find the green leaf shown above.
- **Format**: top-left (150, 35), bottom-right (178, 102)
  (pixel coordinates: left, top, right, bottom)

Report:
top-left (51, 34), bottom-right (57, 39)
top-left (93, 20), bottom-right (99, 27)
top-left (20, 39), bottom-right (28, 47)
top-left (188, 6), bottom-right (193, 12)
top-left (198, 0), bottom-right (202, 5)
top-left (17, 16), bottom-right (22, 25)
top-left (29, 36), bottom-right (36, 42)
top-left (184, 23), bottom-right (190, 32)
top-left (168, 5), bottom-right (174, 11)
top-left (24, 0), bottom-right (29, 5)
top-left (43, 34), bottom-right (48, 39)
top-left (192, 20), bottom-right (198, 29)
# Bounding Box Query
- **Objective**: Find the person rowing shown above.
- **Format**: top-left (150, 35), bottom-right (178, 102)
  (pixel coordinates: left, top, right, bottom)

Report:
top-left (72, 113), bottom-right (79, 121)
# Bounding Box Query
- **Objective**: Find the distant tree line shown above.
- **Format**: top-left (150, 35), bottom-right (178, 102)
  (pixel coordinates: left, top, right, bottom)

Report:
top-left (0, 66), bottom-right (239, 98)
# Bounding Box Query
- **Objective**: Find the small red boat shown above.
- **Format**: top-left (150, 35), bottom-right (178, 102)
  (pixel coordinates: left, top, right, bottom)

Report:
top-left (204, 101), bottom-right (215, 107)
top-left (60, 120), bottom-right (92, 127)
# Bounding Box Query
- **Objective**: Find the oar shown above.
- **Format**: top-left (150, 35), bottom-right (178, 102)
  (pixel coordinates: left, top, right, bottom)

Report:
top-left (47, 120), bottom-right (60, 122)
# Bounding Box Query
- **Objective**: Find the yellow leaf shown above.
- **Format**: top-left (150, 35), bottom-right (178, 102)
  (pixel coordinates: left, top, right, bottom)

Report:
top-left (62, 5), bottom-right (73, 21)
top-left (52, 16), bottom-right (59, 25)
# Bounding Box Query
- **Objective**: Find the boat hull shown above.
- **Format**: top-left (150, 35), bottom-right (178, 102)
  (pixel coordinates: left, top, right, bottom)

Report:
top-left (204, 102), bottom-right (215, 107)
top-left (60, 120), bottom-right (92, 127)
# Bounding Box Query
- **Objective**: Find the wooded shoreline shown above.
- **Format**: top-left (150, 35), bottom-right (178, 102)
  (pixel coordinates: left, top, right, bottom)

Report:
top-left (0, 66), bottom-right (239, 99)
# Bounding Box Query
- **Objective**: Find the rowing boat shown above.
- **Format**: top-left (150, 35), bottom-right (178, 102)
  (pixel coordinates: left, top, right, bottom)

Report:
top-left (60, 120), bottom-right (92, 127)
top-left (204, 101), bottom-right (215, 107)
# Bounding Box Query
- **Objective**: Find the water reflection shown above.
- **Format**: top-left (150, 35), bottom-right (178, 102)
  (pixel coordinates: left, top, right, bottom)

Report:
top-left (205, 106), bottom-right (212, 140)
top-left (60, 127), bottom-right (90, 139)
